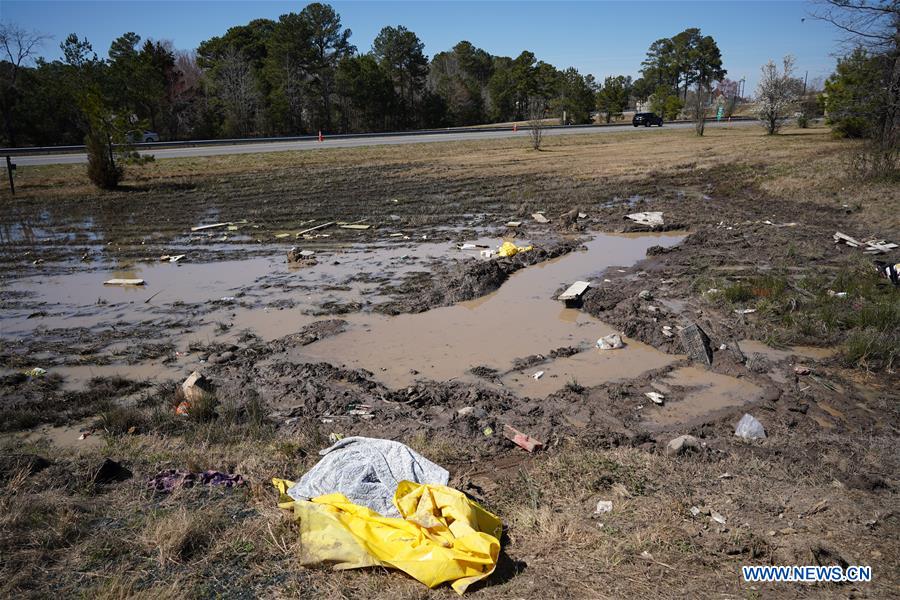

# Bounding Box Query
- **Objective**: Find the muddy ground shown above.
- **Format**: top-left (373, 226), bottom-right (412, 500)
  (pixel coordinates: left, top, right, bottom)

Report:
top-left (1, 126), bottom-right (898, 598)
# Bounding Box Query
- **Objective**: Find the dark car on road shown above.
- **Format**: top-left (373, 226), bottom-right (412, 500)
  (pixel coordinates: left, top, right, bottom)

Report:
top-left (632, 112), bottom-right (663, 127)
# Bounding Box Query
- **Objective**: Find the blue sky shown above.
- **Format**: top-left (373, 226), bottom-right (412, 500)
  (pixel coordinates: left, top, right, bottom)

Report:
top-left (1, 1), bottom-right (843, 88)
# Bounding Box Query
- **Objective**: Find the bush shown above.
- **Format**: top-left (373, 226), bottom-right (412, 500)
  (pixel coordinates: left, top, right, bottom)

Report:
top-left (85, 129), bottom-right (122, 189)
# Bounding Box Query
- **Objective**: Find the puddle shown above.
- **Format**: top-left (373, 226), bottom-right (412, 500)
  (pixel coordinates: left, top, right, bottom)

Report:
top-left (293, 232), bottom-right (685, 392)
top-left (4, 419), bottom-right (102, 450)
top-left (739, 340), bottom-right (836, 362)
top-left (642, 366), bottom-right (764, 427)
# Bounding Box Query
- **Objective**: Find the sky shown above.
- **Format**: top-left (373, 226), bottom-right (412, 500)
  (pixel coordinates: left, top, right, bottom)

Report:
top-left (1, 1), bottom-right (846, 89)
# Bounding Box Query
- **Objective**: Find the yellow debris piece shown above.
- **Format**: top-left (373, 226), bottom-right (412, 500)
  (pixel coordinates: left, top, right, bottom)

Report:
top-left (272, 479), bottom-right (502, 594)
top-left (497, 241), bottom-right (533, 258)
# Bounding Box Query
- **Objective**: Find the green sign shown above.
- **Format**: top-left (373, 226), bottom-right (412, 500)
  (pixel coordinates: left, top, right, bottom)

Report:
top-left (716, 105), bottom-right (724, 121)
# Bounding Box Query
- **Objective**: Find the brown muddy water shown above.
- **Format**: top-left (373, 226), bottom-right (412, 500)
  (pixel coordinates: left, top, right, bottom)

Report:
top-left (2, 230), bottom-right (784, 420)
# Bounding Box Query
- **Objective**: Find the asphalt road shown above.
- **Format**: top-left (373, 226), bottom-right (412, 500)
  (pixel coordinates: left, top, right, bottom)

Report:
top-left (13, 120), bottom-right (754, 166)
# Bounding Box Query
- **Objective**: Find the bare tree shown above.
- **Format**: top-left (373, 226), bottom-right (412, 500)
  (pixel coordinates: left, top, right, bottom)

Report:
top-left (755, 56), bottom-right (803, 134)
top-left (527, 96), bottom-right (545, 150)
top-left (214, 47), bottom-right (260, 137)
top-left (0, 22), bottom-right (50, 146)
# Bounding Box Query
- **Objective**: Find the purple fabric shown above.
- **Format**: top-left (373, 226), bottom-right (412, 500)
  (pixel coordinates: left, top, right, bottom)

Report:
top-left (149, 469), bottom-right (246, 493)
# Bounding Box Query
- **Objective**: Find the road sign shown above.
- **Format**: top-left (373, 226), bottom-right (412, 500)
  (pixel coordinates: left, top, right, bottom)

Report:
top-left (716, 105), bottom-right (724, 121)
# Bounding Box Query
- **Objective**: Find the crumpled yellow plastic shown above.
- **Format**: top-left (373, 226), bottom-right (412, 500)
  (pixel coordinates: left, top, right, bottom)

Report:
top-left (497, 241), bottom-right (533, 258)
top-left (273, 478), bottom-right (502, 594)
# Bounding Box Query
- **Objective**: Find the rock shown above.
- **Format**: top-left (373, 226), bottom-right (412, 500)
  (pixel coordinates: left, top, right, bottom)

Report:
top-left (666, 434), bottom-right (700, 456)
top-left (596, 333), bottom-right (624, 350)
top-left (594, 500), bottom-right (613, 515)
top-left (181, 370), bottom-right (212, 403)
top-left (93, 458), bottom-right (132, 484)
top-left (639, 290), bottom-right (653, 300)
top-left (690, 506), bottom-right (702, 517)
top-left (734, 413), bottom-right (766, 440)
top-left (219, 351), bottom-right (234, 362)
top-left (680, 323), bottom-right (713, 366)
top-left (457, 406), bottom-right (486, 419)
top-left (287, 247), bottom-right (317, 266)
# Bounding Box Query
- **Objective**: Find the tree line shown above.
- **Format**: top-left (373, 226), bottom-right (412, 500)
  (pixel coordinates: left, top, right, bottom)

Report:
top-left (0, 3), bottom-right (736, 148)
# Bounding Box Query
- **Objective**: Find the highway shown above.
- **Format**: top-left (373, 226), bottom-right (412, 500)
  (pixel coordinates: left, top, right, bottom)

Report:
top-left (10, 120), bottom-right (754, 166)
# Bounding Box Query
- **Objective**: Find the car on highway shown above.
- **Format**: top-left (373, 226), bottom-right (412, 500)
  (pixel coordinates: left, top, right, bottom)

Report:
top-left (127, 130), bottom-right (160, 143)
top-left (632, 112), bottom-right (663, 127)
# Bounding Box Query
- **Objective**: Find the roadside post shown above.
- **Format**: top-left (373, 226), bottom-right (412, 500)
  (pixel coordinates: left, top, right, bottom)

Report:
top-left (5, 156), bottom-right (15, 195)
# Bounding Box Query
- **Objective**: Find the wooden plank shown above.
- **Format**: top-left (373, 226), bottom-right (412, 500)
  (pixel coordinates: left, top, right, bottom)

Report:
top-left (340, 224), bottom-right (372, 230)
top-left (190, 219), bottom-right (248, 232)
top-left (506, 221), bottom-right (522, 228)
top-left (296, 221), bottom-right (335, 237)
top-left (104, 278), bottom-right (145, 286)
top-left (558, 280), bottom-right (590, 301)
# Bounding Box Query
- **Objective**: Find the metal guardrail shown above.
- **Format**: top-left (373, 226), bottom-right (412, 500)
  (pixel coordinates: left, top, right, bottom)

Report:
top-left (0, 116), bottom-right (755, 156)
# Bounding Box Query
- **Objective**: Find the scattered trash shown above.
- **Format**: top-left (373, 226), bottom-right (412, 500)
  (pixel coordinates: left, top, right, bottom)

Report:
top-left (734, 413), bottom-right (766, 440)
top-left (340, 223), bottom-right (371, 230)
top-left (639, 289), bottom-right (653, 300)
top-left (296, 221), bottom-right (335, 237)
top-left (506, 221), bottom-right (522, 228)
top-left (827, 289), bottom-right (848, 298)
top-left (273, 478), bottom-right (502, 594)
top-left (274, 232), bottom-right (292, 239)
top-left (287, 247), bottom-right (317, 264)
top-left (626, 211), bottom-right (664, 227)
top-left (680, 323), bottom-right (713, 366)
top-left (596, 333), bottom-right (624, 350)
top-left (190, 219), bottom-right (248, 232)
top-left (284, 437), bottom-right (449, 518)
top-left (734, 308), bottom-right (756, 315)
top-left (480, 249), bottom-right (495, 259)
top-left (711, 511), bottom-right (727, 525)
top-left (177, 370), bottom-right (212, 417)
top-left (594, 500), bottom-right (613, 515)
top-left (875, 260), bottom-right (899, 285)
top-left (763, 220), bottom-right (798, 227)
top-left (532, 212), bottom-right (550, 224)
top-left (834, 231), bottom-right (898, 254)
top-left (160, 254), bottom-right (185, 263)
top-left (690, 506), bottom-right (702, 517)
top-left (149, 469), bottom-right (245, 493)
top-left (457, 406), bottom-right (486, 418)
top-left (388, 232), bottom-right (405, 237)
top-left (645, 392), bottom-right (665, 405)
top-left (666, 434), bottom-right (699, 456)
top-left (482, 426), bottom-right (494, 436)
top-left (662, 325), bottom-right (674, 338)
top-left (578, 212), bottom-right (587, 219)
top-left (794, 365), bottom-right (811, 375)
top-left (532, 370), bottom-right (544, 380)
top-left (497, 241), bottom-right (533, 257)
top-left (558, 280), bottom-right (590, 303)
top-left (503, 424), bottom-right (544, 452)
top-left (24, 367), bottom-right (47, 377)
top-left (220, 296), bottom-right (236, 302)
top-left (94, 458), bottom-right (132, 485)
top-left (458, 243), bottom-right (478, 250)
top-left (328, 432), bottom-right (345, 443)
top-left (103, 278), bottom-right (145, 286)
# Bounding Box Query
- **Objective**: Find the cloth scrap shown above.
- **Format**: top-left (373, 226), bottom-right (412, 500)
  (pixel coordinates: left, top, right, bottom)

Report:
top-left (286, 436), bottom-right (449, 518)
top-left (149, 469), bottom-right (246, 493)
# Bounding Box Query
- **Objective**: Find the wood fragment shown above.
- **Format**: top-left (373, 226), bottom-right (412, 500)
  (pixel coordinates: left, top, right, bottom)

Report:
top-left (104, 278), bottom-right (145, 286)
top-left (296, 222), bottom-right (335, 237)
top-left (558, 280), bottom-right (590, 301)
top-left (532, 213), bottom-right (550, 224)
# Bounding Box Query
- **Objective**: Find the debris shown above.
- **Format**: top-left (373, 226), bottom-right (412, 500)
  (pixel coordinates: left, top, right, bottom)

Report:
top-left (532, 370), bottom-right (544, 380)
top-left (160, 254), bottom-right (185, 263)
top-left (763, 220), bottom-right (798, 227)
top-left (594, 500), bottom-right (613, 515)
top-left (482, 426), bottom-right (494, 436)
top-left (801, 499), bottom-right (828, 518)
top-left (834, 231), bottom-right (898, 254)
top-left (666, 434), bottom-right (700, 456)
top-left (734, 413), bottom-right (766, 440)
top-left (340, 223), bottom-right (371, 230)
top-left (458, 243), bottom-right (478, 250)
top-left (503, 424), bottom-right (544, 452)
top-left (328, 432), bottom-right (345, 443)
top-left (645, 392), bottom-right (665, 405)
top-left (287, 247), bottom-right (317, 264)
top-left (480, 249), bottom-right (495, 259)
top-left (149, 469), bottom-right (245, 493)
top-left (273, 479), bottom-right (502, 595)
top-left (578, 212), bottom-right (587, 219)
top-left (734, 308), bottom-right (756, 315)
top-left (794, 365), bottom-right (811, 375)
top-left (690, 506), bottom-right (702, 517)
top-left (662, 325), bottom-right (674, 338)
top-left (274, 233), bottom-right (292, 239)
top-left (296, 221), bottom-right (335, 237)
top-left (680, 323), bottom-right (713, 366)
top-left (558, 280), bottom-right (590, 303)
top-left (24, 367), bottom-right (47, 377)
top-left (626, 211), bottom-right (664, 227)
top-left (532, 212), bottom-right (550, 224)
top-left (639, 289), bottom-right (653, 300)
top-left (93, 458), bottom-right (132, 485)
top-left (103, 278), bottom-right (145, 286)
top-left (711, 511), bottom-right (727, 525)
top-left (190, 219), bottom-right (248, 232)
top-left (388, 232), bottom-right (405, 237)
top-left (180, 370), bottom-right (212, 406)
top-left (497, 241), bottom-right (533, 257)
top-left (876, 261), bottom-right (899, 285)
top-left (506, 221), bottom-right (522, 228)
top-left (284, 436), bottom-right (449, 518)
top-left (596, 333), bottom-right (624, 350)
top-left (457, 406), bottom-right (486, 418)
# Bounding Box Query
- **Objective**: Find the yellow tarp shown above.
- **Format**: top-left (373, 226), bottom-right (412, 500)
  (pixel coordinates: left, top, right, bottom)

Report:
top-left (273, 478), bottom-right (502, 594)
top-left (497, 241), bottom-right (533, 258)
